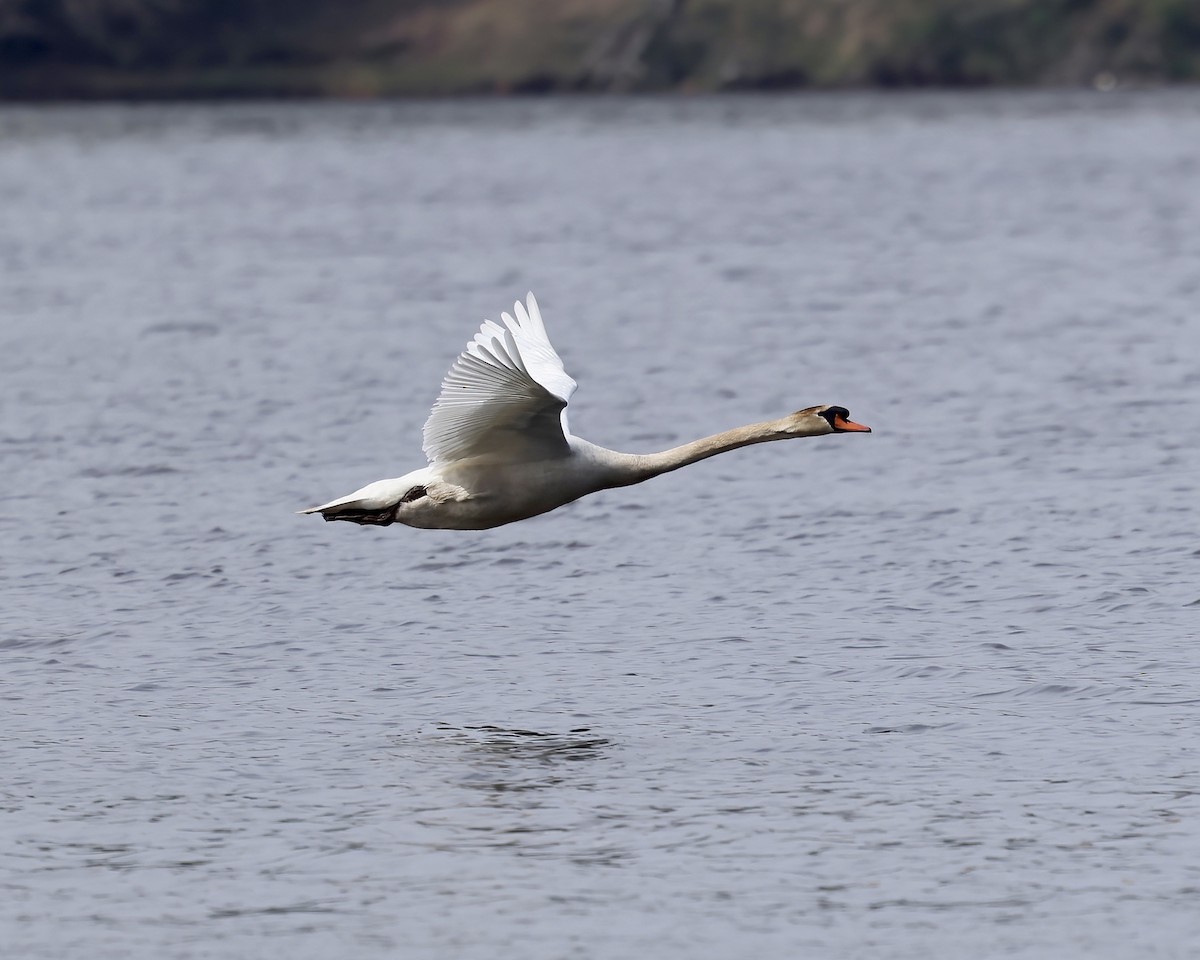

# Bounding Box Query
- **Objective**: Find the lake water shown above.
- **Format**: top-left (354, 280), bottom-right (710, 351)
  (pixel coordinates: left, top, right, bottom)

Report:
top-left (2, 91), bottom-right (1199, 959)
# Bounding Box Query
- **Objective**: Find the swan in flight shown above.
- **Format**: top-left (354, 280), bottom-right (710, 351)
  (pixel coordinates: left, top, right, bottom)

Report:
top-left (300, 293), bottom-right (870, 530)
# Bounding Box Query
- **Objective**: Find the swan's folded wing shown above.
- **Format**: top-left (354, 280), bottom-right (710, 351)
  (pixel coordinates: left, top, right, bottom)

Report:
top-left (422, 292), bottom-right (578, 464)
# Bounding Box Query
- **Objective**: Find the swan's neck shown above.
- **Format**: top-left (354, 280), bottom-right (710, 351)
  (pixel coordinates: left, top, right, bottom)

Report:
top-left (591, 416), bottom-right (823, 487)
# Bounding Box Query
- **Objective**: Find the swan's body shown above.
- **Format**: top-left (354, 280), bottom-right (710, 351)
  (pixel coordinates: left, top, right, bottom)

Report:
top-left (300, 293), bottom-right (870, 531)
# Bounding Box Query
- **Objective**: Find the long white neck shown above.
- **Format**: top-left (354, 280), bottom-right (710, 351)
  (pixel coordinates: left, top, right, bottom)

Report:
top-left (583, 413), bottom-right (830, 489)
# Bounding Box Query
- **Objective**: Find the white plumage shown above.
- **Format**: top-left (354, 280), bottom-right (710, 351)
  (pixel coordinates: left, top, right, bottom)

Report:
top-left (300, 292), bottom-right (870, 531)
top-left (422, 294), bottom-right (576, 464)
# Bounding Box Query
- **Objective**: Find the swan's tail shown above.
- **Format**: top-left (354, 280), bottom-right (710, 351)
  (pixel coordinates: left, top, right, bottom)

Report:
top-left (297, 478), bottom-right (410, 526)
top-left (297, 497), bottom-right (399, 525)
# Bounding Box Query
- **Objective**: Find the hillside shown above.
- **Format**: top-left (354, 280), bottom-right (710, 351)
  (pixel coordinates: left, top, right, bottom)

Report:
top-left (1, 0), bottom-right (1198, 98)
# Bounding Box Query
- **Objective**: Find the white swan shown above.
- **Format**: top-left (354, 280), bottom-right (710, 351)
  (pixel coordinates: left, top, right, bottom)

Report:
top-left (300, 292), bottom-right (870, 530)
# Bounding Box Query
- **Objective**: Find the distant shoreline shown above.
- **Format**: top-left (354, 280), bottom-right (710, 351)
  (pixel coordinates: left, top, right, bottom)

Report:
top-left (0, 69), bottom-right (1185, 103)
top-left (1, 0), bottom-right (1197, 101)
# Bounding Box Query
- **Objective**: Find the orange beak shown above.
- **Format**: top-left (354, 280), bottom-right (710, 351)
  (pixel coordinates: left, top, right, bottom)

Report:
top-left (832, 414), bottom-right (871, 433)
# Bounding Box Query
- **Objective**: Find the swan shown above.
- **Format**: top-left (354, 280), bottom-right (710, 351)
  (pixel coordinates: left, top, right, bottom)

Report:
top-left (300, 292), bottom-right (870, 530)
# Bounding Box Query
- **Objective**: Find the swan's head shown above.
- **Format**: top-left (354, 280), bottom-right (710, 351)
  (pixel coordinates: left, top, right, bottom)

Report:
top-left (790, 405), bottom-right (872, 436)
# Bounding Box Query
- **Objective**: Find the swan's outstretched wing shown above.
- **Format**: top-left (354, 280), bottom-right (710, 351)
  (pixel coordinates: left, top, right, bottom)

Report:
top-left (422, 292), bottom-right (578, 464)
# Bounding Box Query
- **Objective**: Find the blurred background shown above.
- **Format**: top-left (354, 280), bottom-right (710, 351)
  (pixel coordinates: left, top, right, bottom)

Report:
top-left (2, 0), bottom-right (1200, 99)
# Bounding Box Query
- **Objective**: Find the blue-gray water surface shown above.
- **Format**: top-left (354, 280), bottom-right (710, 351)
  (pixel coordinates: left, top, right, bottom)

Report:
top-left (2, 92), bottom-right (1199, 959)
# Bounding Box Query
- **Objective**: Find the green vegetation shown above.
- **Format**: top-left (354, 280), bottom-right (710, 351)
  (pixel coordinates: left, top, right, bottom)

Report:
top-left (1, 0), bottom-right (1197, 98)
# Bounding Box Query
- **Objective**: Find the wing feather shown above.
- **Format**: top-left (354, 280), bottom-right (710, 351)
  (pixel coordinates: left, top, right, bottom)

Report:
top-left (422, 293), bottom-right (578, 464)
